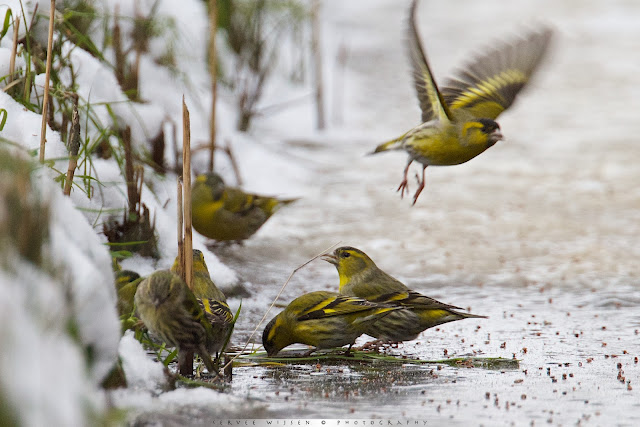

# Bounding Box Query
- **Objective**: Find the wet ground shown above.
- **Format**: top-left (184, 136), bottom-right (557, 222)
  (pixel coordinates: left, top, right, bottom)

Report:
top-left (214, 261), bottom-right (639, 424)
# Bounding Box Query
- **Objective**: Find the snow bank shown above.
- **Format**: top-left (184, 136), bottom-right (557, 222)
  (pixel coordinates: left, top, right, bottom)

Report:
top-left (0, 149), bottom-right (118, 425)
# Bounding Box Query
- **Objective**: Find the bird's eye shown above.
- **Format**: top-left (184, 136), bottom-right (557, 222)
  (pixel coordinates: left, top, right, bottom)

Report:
top-left (341, 252), bottom-right (350, 258)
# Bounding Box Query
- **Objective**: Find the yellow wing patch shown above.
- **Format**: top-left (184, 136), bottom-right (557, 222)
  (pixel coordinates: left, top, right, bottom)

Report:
top-left (449, 69), bottom-right (528, 113)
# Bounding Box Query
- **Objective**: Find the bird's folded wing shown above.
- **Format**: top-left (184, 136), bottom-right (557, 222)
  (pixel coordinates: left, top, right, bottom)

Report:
top-left (200, 298), bottom-right (234, 324)
top-left (297, 295), bottom-right (382, 321)
top-left (372, 290), bottom-right (464, 311)
top-left (183, 290), bottom-right (215, 334)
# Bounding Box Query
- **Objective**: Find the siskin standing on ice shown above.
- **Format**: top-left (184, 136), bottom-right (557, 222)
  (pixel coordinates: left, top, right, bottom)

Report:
top-left (372, 0), bottom-right (552, 204)
top-left (171, 249), bottom-right (234, 356)
top-left (323, 247), bottom-right (486, 343)
top-left (191, 172), bottom-right (297, 242)
top-left (262, 291), bottom-right (402, 356)
top-left (134, 270), bottom-right (219, 373)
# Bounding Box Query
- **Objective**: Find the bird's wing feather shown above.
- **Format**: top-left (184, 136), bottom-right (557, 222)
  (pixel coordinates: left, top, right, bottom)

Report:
top-left (442, 27), bottom-right (553, 120)
top-left (372, 290), bottom-right (464, 311)
top-left (182, 286), bottom-right (215, 335)
top-left (200, 298), bottom-right (234, 324)
top-left (297, 295), bottom-right (381, 321)
top-left (223, 188), bottom-right (256, 214)
top-left (407, 0), bottom-right (452, 124)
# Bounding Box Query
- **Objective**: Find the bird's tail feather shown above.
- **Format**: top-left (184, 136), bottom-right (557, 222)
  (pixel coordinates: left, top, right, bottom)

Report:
top-left (278, 198), bottom-right (299, 206)
top-left (258, 197), bottom-right (299, 216)
top-left (370, 136), bottom-right (404, 155)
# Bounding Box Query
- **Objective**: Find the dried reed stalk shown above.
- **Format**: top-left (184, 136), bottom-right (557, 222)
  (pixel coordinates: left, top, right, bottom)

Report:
top-left (8, 13), bottom-right (20, 84)
top-left (122, 127), bottom-right (138, 215)
top-left (311, 0), bottom-right (325, 130)
top-left (63, 99), bottom-right (80, 196)
top-left (39, 0), bottom-right (56, 163)
top-left (215, 243), bottom-right (340, 381)
top-left (208, 0), bottom-right (218, 172)
top-left (176, 178), bottom-right (184, 282)
top-left (182, 97), bottom-right (193, 291)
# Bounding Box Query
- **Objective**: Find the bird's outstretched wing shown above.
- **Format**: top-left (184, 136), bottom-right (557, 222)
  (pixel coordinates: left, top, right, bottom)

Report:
top-left (442, 27), bottom-right (553, 120)
top-left (408, 0), bottom-right (452, 124)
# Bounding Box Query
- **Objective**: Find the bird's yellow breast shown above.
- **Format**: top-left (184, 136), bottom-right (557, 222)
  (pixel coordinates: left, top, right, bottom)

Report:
top-left (404, 123), bottom-right (492, 166)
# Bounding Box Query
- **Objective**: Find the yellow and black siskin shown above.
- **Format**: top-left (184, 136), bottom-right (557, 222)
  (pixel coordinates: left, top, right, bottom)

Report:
top-left (191, 173), bottom-right (297, 242)
top-left (115, 270), bottom-right (142, 318)
top-left (262, 291), bottom-right (402, 356)
top-left (171, 249), bottom-right (234, 355)
top-left (134, 270), bottom-right (218, 373)
top-left (323, 246), bottom-right (486, 343)
top-left (372, 0), bottom-right (552, 204)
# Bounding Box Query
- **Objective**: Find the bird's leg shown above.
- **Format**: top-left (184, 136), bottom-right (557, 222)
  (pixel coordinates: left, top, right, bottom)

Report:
top-left (197, 346), bottom-right (218, 375)
top-left (412, 165), bottom-right (427, 205)
top-left (397, 160), bottom-right (413, 198)
top-left (343, 344), bottom-right (355, 356)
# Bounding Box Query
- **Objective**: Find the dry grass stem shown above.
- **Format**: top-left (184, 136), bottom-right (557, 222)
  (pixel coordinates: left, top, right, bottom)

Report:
top-left (182, 97), bottom-right (193, 291)
top-left (224, 139), bottom-right (243, 186)
top-left (39, 0), bottom-right (56, 163)
top-left (8, 13), bottom-right (20, 84)
top-left (208, 0), bottom-right (218, 172)
top-left (176, 178), bottom-right (184, 282)
top-left (311, 0), bottom-right (325, 130)
top-left (178, 96), bottom-right (195, 377)
top-left (63, 100), bottom-right (80, 196)
top-left (113, 6), bottom-right (124, 85)
top-left (216, 242), bottom-right (340, 380)
top-left (122, 127), bottom-right (138, 215)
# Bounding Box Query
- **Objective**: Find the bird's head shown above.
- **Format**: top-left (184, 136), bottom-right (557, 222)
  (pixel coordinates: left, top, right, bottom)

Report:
top-left (171, 249), bottom-right (207, 276)
top-left (262, 315), bottom-right (289, 357)
top-left (463, 118), bottom-right (503, 148)
top-left (322, 246), bottom-right (378, 287)
top-left (195, 173), bottom-right (226, 201)
top-left (115, 270), bottom-right (140, 291)
top-left (191, 249), bottom-right (210, 275)
top-left (147, 271), bottom-right (183, 307)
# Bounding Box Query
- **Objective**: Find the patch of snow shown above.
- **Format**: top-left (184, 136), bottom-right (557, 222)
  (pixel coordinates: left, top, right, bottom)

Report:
top-left (119, 331), bottom-right (167, 390)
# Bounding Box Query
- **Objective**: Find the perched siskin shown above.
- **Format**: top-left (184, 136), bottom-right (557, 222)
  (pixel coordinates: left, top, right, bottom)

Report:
top-left (115, 270), bottom-right (142, 318)
top-left (191, 172), bottom-right (297, 242)
top-left (262, 291), bottom-right (401, 356)
top-left (372, 0), bottom-right (552, 204)
top-left (171, 249), bottom-right (227, 301)
top-left (323, 247), bottom-right (486, 343)
top-left (171, 249), bottom-right (234, 355)
top-left (134, 270), bottom-right (218, 373)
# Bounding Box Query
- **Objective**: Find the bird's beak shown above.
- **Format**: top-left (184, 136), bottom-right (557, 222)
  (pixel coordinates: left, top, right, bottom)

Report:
top-left (493, 128), bottom-right (503, 141)
top-left (321, 253), bottom-right (338, 265)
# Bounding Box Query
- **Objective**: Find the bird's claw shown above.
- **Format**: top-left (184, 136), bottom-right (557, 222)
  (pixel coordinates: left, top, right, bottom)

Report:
top-left (411, 167), bottom-right (427, 205)
top-left (412, 185), bottom-right (424, 205)
top-left (397, 180), bottom-right (410, 198)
